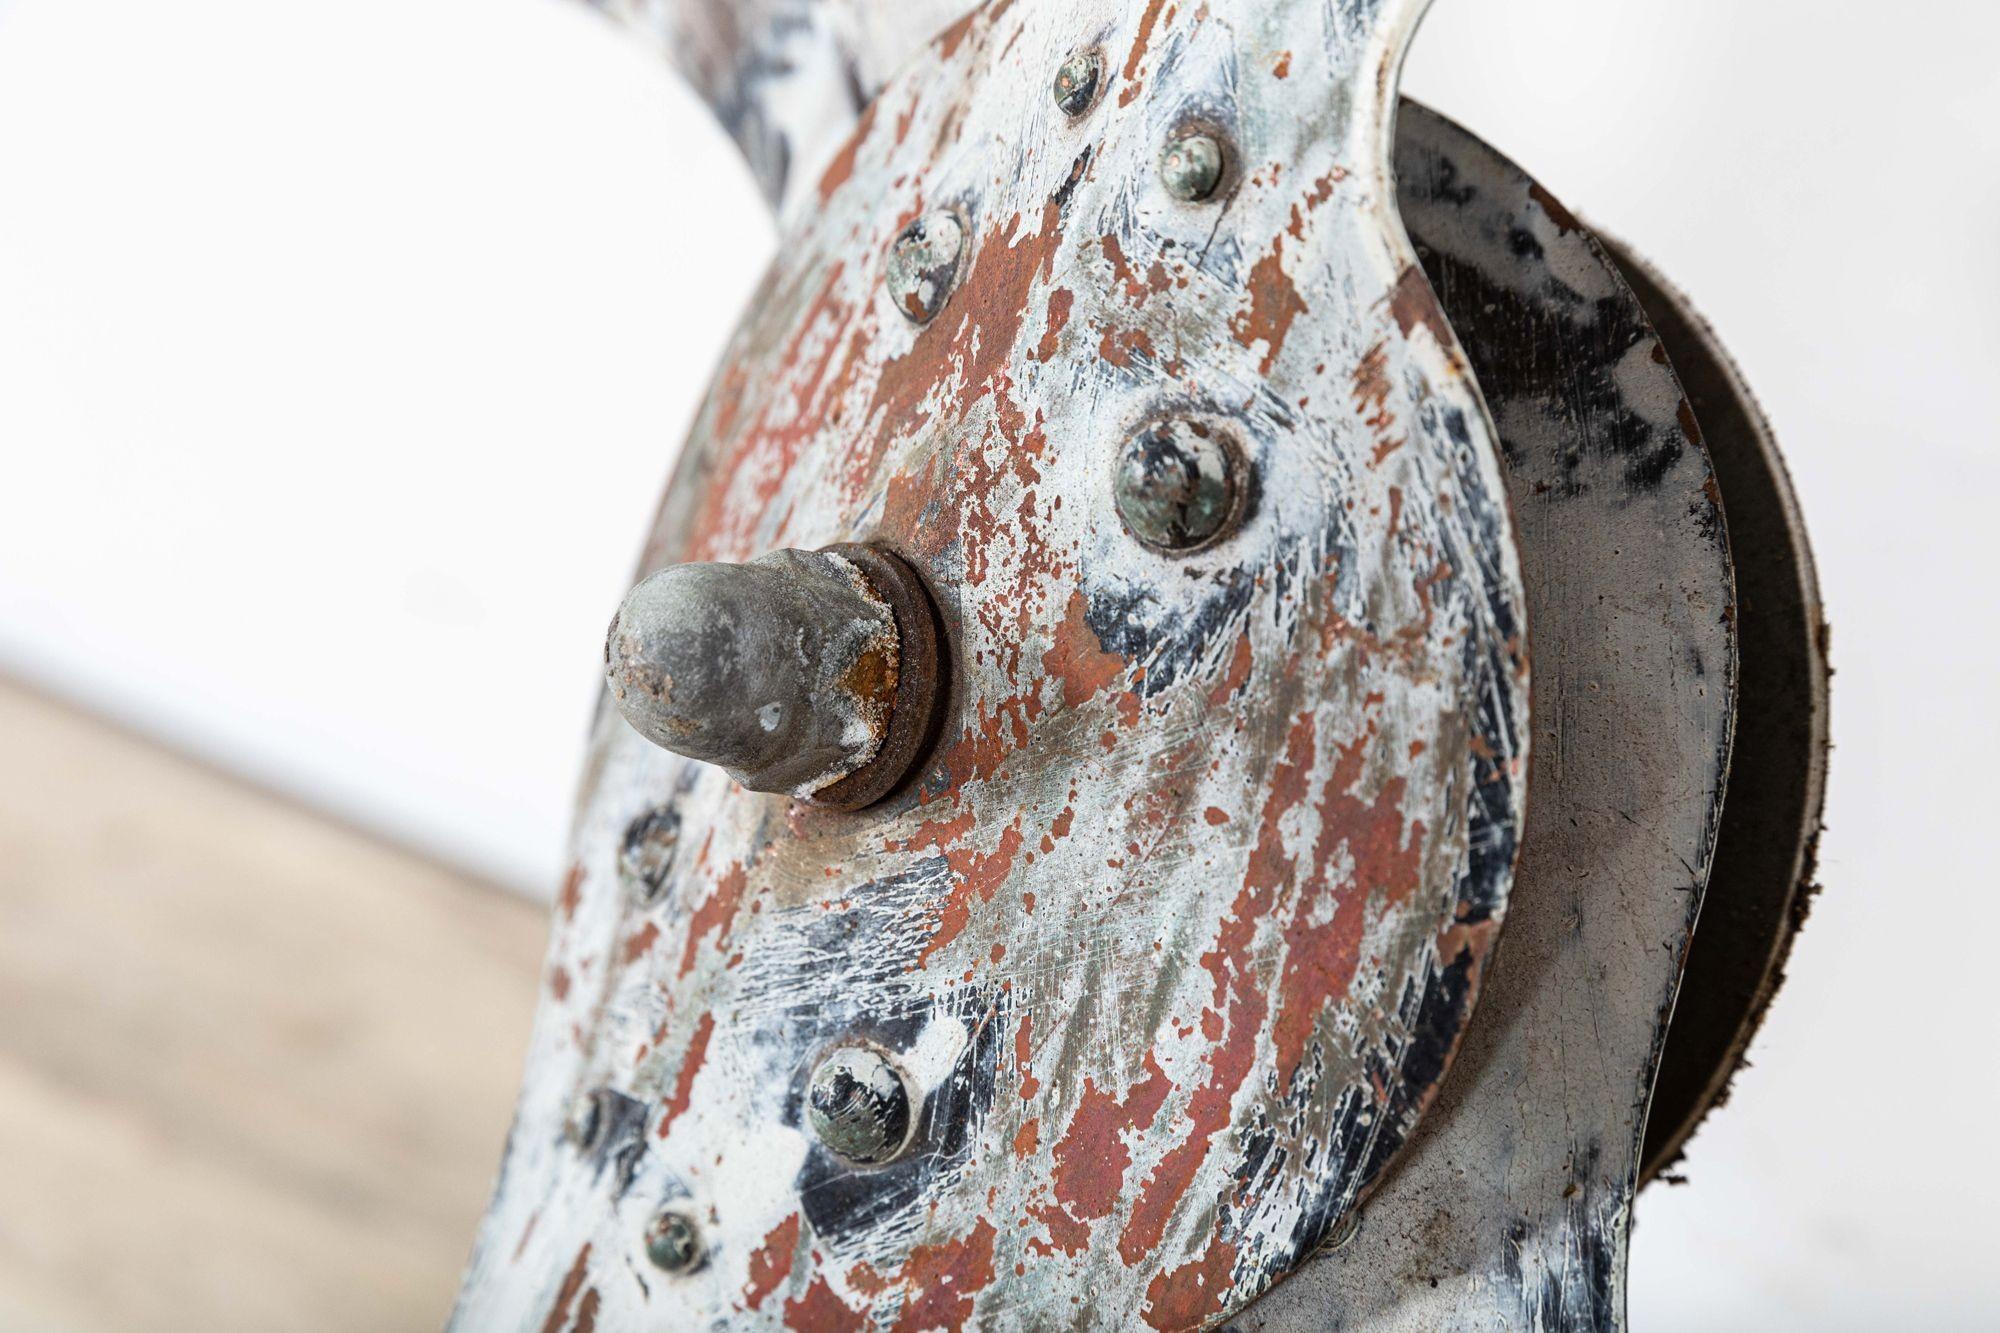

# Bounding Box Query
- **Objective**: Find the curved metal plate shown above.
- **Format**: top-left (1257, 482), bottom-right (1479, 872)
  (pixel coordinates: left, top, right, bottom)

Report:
top-left (1236, 102), bottom-right (1737, 1329)
top-left (456, 3), bottom-right (1527, 1328)
top-left (1603, 239), bottom-right (1829, 1185)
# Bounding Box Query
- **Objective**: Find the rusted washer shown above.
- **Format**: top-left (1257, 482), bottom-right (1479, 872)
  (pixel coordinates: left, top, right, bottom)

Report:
top-left (811, 543), bottom-right (943, 811)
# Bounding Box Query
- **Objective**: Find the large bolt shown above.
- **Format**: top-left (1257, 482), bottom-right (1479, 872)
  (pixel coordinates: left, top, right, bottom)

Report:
top-left (1052, 50), bottom-right (1102, 117)
top-left (885, 211), bottom-right (965, 325)
top-left (605, 545), bottom-right (940, 807)
top-left (644, 1207), bottom-right (703, 1273)
top-left (1113, 419), bottom-right (1244, 552)
top-left (1160, 130), bottom-right (1225, 202)
top-left (606, 548), bottom-right (899, 797)
top-left (807, 1046), bottom-right (913, 1166)
top-left (618, 806), bottom-right (682, 904)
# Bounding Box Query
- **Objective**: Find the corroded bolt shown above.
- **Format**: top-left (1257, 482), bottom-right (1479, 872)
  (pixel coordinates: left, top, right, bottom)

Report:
top-left (807, 1046), bottom-right (913, 1166)
top-left (1113, 419), bottom-right (1243, 552)
top-left (644, 1207), bottom-right (703, 1273)
top-left (1159, 130), bottom-right (1224, 201)
top-left (1052, 49), bottom-right (1102, 116)
top-left (618, 806), bottom-right (682, 905)
top-left (562, 1089), bottom-right (605, 1149)
top-left (605, 548), bottom-right (899, 797)
top-left (885, 211), bottom-right (965, 324)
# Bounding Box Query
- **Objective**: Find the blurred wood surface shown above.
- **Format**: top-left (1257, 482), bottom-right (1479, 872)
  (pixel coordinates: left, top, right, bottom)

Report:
top-left (0, 678), bottom-right (548, 1331)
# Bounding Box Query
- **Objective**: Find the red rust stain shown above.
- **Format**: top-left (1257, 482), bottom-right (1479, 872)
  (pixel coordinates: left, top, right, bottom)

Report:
top-left (1388, 264), bottom-right (1452, 343)
top-left (573, 1289), bottom-right (600, 1333)
top-left (655, 1013), bottom-right (716, 1141)
top-left (1042, 590), bottom-right (1128, 708)
top-left (784, 1276), bottom-right (864, 1333)
top-left (1119, 0), bottom-right (1172, 105)
top-left (548, 965), bottom-right (571, 1001)
top-left (1272, 731), bottom-right (1422, 1087)
top-left (924, 822), bottom-right (1027, 965)
top-left (539, 1244), bottom-right (591, 1333)
top-left (1051, 1052), bottom-right (1173, 1220)
top-left (619, 922), bottom-right (660, 966)
top-left (1207, 629), bottom-right (1254, 705)
top-left (816, 101), bottom-right (877, 204)
top-left (558, 863), bottom-right (583, 922)
top-left (1098, 324), bottom-right (1158, 369)
top-left (1015, 1010), bottom-right (1041, 1099)
top-left (1230, 236), bottom-right (1307, 375)
top-left (1203, 807), bottom-right (1230, 826)
top-left (1352, 339), bottom-right (1393, 431)
top-left (743, 1213), bottom-right (802, 1310)
top-left (1122, 715), bottom-right (1317, 1265)
top-left (885, 1219), bottom-right (999, 1332)
top-left (1272, 51), bottom-right (1292, 78)
top-left (679, 862), bottom-right (749, 977)
top-left (1142, 1241), bottom-right (1239, 1330)
top-left (1014, 1118), bottom-right (1041, 1155)
top-left (1036, 288), bottom-right (1074, 362)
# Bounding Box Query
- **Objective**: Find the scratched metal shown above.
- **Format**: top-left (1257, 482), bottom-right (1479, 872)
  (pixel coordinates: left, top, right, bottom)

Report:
top-left (455, 0), bottom-right (1529, 1328)
top-left (1230, 104), bottom-right (1737, 1330)
top-left (580, 0), bottom-right (968, 215)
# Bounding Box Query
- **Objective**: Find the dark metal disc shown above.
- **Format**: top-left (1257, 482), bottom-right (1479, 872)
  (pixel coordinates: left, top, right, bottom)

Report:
top-left (1600, 241), bottom-right (1833, 1185)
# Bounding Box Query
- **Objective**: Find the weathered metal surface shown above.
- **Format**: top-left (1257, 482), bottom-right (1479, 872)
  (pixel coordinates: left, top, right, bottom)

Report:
top-left (1601, 240), bottom-right (1829, 1184)
top-left (605, 546), bottom-right (900, 797)
top-left (455, 0), bottom-right (1530, 1327)
top-left (579, 0), bottom-right (970, 214)
top-left (1232, 103), bottom-right (1737, 1329)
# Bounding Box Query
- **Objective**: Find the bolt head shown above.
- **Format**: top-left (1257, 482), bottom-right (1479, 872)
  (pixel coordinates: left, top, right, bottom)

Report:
top-left (1160, 131), bottom-right (1224, 202)
top-left (807, 1045), bottom-right (913, 1165)
top-left (885, 211), bottom-right (965, 325)
top-left (1113, 419), bottom-right (1243, 552)
top-left (644, 1208), bottom-right (703, 1273)
top-left (1052, 50), bottom-right (1102, 116)
top-left (618, 806), bottom-right (682, 904)
top-left (562, 1089), bottom-right (604, 1149)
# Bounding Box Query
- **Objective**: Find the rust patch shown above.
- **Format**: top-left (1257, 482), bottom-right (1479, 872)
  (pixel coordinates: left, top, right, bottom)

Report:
top-left (539, 1244), bottom-right (591, 1333)
top-left (1231, 236), bottom-right (1308, 374)
top-left (1036, 288), bottom-right (1074, 362)
top-left (679, 862), bottom-right (748, 977)
top-left (1042, 590), bottom-right (1129, 708)
top-left (884, 1218), bottom-right (999, 1332)
top-left (784, 1276), bottom-right (864, 1333)
top-left (655, 1012), bottom-right (716, 1141)
top-left (743, 1213), bottom-right (803, 1310)
top-left (1142, 1241), bottom-right (1239, 1331)
top-left (1388, 263), bottom-right (1452, 343)
top-left (1050, 1052), bottom-right (1173, 1221)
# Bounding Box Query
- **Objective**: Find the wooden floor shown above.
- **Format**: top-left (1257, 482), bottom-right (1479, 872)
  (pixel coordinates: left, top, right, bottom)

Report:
top-left (0, 679), bottom-right (549, 1331)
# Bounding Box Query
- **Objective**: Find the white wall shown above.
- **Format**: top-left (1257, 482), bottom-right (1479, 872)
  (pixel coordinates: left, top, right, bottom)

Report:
top-left (1, 0), bottom-right (1994, 1325)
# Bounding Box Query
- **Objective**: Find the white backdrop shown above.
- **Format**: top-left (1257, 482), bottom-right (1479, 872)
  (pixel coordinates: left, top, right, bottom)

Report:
top-left (2, 0), bottom-right (1994, 1325)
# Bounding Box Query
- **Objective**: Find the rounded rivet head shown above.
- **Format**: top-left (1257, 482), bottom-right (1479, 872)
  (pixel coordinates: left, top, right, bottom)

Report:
top-left (644, 1208), bottom-right (703, 1273)
top-left (1113, 419), bottom-right (1243, 552)
top-left (807, 1046), bottom-right (913, 1165)
top-left (1160, 131), bottom-right (1224, 202)
top-left (885, 211), bottom-right (965, 325)
top-left (1052, 50), bottom-right (1102, 116)
top-left (562, 1089), bottom-right (604, 1149)
top-left (618, 807), bottom-right (682, 905)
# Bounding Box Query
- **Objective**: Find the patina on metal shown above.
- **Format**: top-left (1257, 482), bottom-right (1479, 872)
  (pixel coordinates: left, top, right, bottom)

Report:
top-left (456, 0), bottom-right (1532, 1326)
top-left (1052, 48), bottom-right (1103, 117)
top-left (644, 1207), bottom-right (704, 1273)
top-left (604, 546), bottom-right (900, 797)
top-left (458, 0), bottom-right (1830, 1328)
top-left (1112, 418), bottom-right (1245, 553)
top-left (884, 210), bottom-right (967, 325)
top-left (1158, 129), bottom-right (1224, 202)
top-left (805, 1045), bottom-right (916, 1166)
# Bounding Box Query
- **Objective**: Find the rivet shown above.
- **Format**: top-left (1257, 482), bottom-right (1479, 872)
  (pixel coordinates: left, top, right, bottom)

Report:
top-left (1160, 130), bottom-right (1225, 202)
top-left (563, 1089), bottom-right (605, 1149)
top-left (884, 211), bottom-right (965, 325)
top-left (1052, 50), bottom-right (1102, 117)
top-left (807, 1045), bottom-right (914, 1166)
top-left (644, 1207), bottom-right (704, 1273)
top-left (618, 807), bottom-right (682, 905)
top-left (1113, 419), bottom-right (1243, 552)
